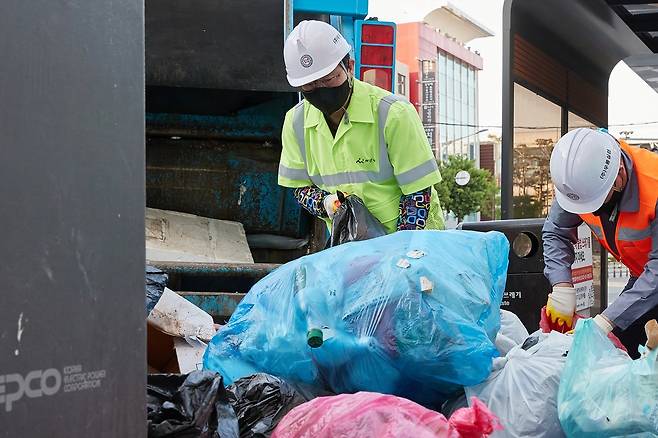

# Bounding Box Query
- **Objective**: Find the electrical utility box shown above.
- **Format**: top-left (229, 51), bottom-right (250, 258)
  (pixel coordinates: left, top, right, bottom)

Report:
top-left (0, 1), bottom-right (145, 436)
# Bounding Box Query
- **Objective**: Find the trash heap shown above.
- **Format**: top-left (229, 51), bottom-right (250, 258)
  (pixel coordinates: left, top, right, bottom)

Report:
top-left (148, 230), bottom-right (658, 438)
top-left (147, 371), bottom-right (504, 438)
top-left (467, 330), bottom-right (572, 438)
top-left (468, 311), bottom-right (658, 438)
top-left (203, 230), bottom-right (510, 405)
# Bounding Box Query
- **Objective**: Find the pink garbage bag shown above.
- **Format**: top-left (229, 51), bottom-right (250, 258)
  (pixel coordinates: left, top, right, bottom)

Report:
top-left (271, 392), bottom-right (501, 438)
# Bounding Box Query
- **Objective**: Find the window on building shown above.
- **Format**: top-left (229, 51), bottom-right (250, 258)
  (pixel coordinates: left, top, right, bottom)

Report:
top-left (435, 50), bottom-right (480, 162)
top-left (512, 83), bottom-right (562, 218)
top-left (461, 62), bottom-right (468, 102)
top-left (568, 111), bottom-right (596, 130)
top-left (397, 73), bottom-right (406, 96)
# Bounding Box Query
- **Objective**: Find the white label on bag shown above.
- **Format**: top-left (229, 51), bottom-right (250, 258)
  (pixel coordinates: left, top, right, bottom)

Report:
top-left (420, 276), bottom-right (433, 293)
top-left (407, 250), bottom-right (426, 259)
top-left (396, 259), bottom-right (411, 269)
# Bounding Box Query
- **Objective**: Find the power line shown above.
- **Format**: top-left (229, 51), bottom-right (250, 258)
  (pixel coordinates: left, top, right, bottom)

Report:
top-left (431, 120), bottom-right (658, 130)
top-left (609, 121), bottom-right (658, 127)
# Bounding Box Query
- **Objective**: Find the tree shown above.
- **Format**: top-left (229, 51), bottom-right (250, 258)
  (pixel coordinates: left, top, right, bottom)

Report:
top-left (513, 194), bottom-right (543, 218)
top-left (532, 138), bottom-right (554, 215)
top-left (512, 138), bottom-right (555, 218)
top-left (435, 155), bottom-right (498, 223)
top-left (481, 188), bottom-right (502, 220)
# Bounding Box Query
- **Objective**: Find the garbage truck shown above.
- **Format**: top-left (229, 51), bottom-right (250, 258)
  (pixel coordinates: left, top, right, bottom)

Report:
top-left (145, 0), bottom-right (397, 261)
top-left (145, 0), bottom-right (402, 320)
top-left (145, 0), bottom-right (599, 330)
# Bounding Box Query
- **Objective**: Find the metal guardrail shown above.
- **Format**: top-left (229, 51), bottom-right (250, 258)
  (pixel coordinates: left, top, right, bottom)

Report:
top-left (149, 261), bottom-right (281, 321)
top-left (607, 261), bottom-right (630, 278)
top-left (148, 261), bottom-right (280, 278)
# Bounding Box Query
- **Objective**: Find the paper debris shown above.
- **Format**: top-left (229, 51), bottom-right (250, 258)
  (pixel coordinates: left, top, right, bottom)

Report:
top-left (420, 276), bottom-right (433, 293)
top-left (396, 259), bottom-right (411, 269)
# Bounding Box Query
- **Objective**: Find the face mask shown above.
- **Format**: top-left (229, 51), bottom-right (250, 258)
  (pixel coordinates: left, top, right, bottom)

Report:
top-left (593, 187), bottom-right (622, 217)
top-left (302, 77), bottom-right (352, 115)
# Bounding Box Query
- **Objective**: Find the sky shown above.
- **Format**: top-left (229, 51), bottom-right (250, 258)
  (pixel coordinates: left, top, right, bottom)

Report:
top-left (370, 0), bottom-right (658, 141)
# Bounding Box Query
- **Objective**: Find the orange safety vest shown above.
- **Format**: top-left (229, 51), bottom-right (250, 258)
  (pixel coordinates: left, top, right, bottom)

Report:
top-left (580, 140), bottom-right (658, 277)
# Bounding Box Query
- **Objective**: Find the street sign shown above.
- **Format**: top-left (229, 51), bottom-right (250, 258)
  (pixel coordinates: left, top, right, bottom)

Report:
top-left (424, 126), bottom-right (436, 149)
top-left (420, 60), bottom-right (436, 82)
top-left (422, 82), bottom-right (435, 103)
top-left (422, 104), bottom-right (436, 124)
top-left (455, 170), bottom-right (471, 186)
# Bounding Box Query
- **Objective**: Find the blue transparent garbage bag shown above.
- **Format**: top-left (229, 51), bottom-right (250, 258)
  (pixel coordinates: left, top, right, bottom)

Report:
top-left (558, 318), bottom-right (658, 437)
top-left (204, 230), bottom-right (509, 406)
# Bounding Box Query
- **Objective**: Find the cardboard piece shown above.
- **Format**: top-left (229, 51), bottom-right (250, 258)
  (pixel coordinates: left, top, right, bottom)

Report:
top-left (147, 288), bottom-right (215, 373)
top-left (146, 207), bottom-right (253, 264)
top-left (147, 322), bottom-right (208, 374)
top-left (148, 288), bottom-right (216, 342)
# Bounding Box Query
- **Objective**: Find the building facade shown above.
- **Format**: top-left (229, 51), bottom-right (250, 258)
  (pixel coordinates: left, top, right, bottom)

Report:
top-left (479, 139), bottom-right (501, 221)
top-left (395, 60), bottom-right (410, 98)
top-left (371, 2), bottom-right (492, 163)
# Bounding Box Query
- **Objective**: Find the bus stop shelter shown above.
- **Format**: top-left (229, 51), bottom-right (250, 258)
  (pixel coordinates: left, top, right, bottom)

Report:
top-left (501, 0), bottom-right (658, 312)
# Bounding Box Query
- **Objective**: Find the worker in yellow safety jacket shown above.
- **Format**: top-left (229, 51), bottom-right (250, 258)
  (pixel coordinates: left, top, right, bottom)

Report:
top-left (278, 20), bottom-right (445, 233)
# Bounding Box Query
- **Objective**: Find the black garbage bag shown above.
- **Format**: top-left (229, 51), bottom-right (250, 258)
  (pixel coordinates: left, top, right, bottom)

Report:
top-left (146, 265), bottom-right (168, 315)
top-left (440, 390), bottom-right (468, 417)
top-left (329, 192), bottom-right (387, 247)
top-left (226, 374), bottom-right (322, 438)
top-left (148, 371), bottom-right (239, 438)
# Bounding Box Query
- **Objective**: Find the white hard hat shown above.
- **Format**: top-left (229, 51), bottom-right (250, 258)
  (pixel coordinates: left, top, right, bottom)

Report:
top-left (550, 128), bottom-right (621, 214)
top-left (284, 20), bottom-right (351, 87)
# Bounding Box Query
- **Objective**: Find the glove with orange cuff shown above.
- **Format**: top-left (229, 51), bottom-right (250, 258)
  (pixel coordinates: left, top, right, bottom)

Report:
top-left (546, 285), bottom-right (577, 330)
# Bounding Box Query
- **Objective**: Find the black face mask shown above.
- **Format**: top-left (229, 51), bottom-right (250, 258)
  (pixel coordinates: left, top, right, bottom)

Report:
top-left (302, 78), bottom-right (352, 115)
top-left (592, 189), bottom-right (623, 217)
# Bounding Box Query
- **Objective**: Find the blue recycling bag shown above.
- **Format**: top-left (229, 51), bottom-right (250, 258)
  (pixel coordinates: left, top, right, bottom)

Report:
top-left (558, 318), bottom-right (658, 437)
top-left (204, 230), bottom-right (509, 406)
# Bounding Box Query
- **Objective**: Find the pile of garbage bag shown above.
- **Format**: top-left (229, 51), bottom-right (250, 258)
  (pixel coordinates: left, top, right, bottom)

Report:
top-left (150, 218), bottom-right (656, 437)
top-left (204, 230), bottom-right (509, 405)
top-left (271, 392), bottom-right (502, 438)
top-left (467, 331), bottom-right (572, 438)
top-left (464, 311), bottom-right (658, 438)
top-left (148, 372), bottom-right (323, 438)
top-left (558, 318), bottom-right (658, 437)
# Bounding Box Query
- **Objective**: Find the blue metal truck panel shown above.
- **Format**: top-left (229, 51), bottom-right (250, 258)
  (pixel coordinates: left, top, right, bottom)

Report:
top-left (146, 137), bottom-right (308, 238)
top-left (293, 0), bottom-right (368, 18)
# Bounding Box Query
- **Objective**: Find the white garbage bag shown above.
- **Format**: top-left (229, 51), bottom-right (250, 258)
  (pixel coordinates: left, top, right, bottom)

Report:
top-left (467, 331), bottom-right (572, 438)
top-left (495, 310), bottom-right (529, 356)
